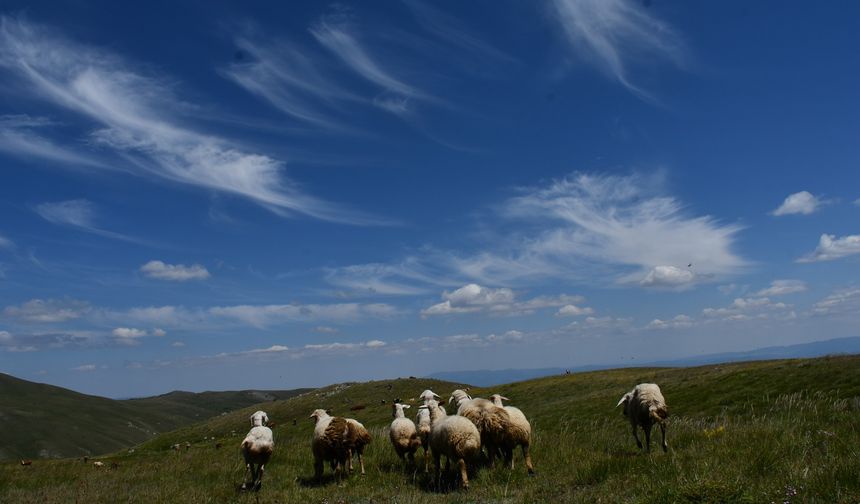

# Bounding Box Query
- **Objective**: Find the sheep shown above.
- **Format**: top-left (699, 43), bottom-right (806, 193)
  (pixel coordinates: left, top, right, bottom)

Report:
top-left (616, 383), bottom-right (669, 453)
top-left (92, 461), bottom-right (104, 468)
top-left (240, 410), bottom-right (275, 491)
top-left (389, 403), bottom-right (421, 465)
top-left (489, 394), bottom-right (535, 475)
top-left (309, 409), bottom-right (352, 481)
top-left (421, 399), bottom-right (481, 489)
top-left (448, 389), bottom-right (512, 468)
top-left (20, 460), bottom-right (32, 466)
top-left (345, 417), bottom-right (372, 475)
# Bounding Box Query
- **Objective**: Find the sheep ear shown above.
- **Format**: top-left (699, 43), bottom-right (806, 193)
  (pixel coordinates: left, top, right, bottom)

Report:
top-left (500, 396), bottom-right (510, 402)
top-left (616, 394), bottom-right (629, 408)
top-left (447, 396), bottom-right (454, 406)
top-left (403, 404), bottom-right (411, 409)
top-left (432, 392), bottom-right (440, 399)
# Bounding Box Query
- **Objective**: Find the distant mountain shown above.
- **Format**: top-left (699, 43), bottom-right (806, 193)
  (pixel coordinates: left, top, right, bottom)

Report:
top-left (427, 336), bottom-right (860, 387)
top-left (0, 373), bottom-right (310, 461)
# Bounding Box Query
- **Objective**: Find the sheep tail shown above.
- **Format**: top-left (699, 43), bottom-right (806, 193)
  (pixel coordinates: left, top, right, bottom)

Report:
top-left (650, 405), bottom-right (668, 422)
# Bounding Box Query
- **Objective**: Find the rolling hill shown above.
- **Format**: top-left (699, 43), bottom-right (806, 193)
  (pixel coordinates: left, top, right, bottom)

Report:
top-left (2, 355), bottom-right (857, 503)
top-left (0, 372), bottom-right (309, 460)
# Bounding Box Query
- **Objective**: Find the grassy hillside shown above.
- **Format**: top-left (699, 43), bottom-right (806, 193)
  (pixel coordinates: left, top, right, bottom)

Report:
top-left (0, 373), bottom-right (309, 460)
top-left (2, 356), bottom-right (859, 503)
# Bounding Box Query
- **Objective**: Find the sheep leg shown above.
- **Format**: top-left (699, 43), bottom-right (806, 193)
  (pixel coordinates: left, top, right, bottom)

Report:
top-left (644, 424), bottom-right (653, 453)
top-left (423, 447), bottom-right (430, 473)
top-left (241, 463), bottom-right (252, 490)
top-left (458, 457), bottom-right (469, 489)
top-left (314, 457), bottom-right (324, 480)
top-left (433, 452), bottom-right (442, 487)
top-left (347, 449), bottom-right (354, 472)
top-left (631, 425), bottom-right (643, 450)
top-left (659, 422), bottom-right (668, 452)
top-left (254, 464), bottom-right (264, 491)
top-left (358, 450), bottom-right (366, 475)
top-left (522, 444), bottom-right (535, 475)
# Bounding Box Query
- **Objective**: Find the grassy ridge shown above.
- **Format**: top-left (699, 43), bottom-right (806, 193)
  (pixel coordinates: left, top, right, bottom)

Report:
top-left (1, 356), bottom-right (859, 503)
top-left (0, 372), bottom-right (309, 460)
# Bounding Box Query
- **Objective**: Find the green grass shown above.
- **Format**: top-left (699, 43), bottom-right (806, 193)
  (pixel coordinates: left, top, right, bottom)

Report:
top-left (0, 372), bottom-right (309, 460)
top-left (2, 356), bottom-right (859, 503)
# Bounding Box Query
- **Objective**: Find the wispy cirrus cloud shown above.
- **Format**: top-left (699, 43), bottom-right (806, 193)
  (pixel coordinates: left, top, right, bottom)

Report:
top-left (754, 280), bottom-right (807, 297)
top-left (140, 260), bottom-right (210, 281)
top-left (2, 297), bottom-right (91, 323)
top-left (470, 172), bottom-right (748, 287)
top-left (0, 16), bottom-right (387, 225)
top-left (34, 199), bottom-right (145, 244)
top-left (223, 36), bottom-right (353, 129)
top-left (549, 0), bottom-right (688, 99)
top-left (0, 115), bottom-right (104, 168)
top-left (0, 233), bottom-right (14, 250)
top-left (310, 15), bottom-right (430, 116)
top-left (402, 0), bottom-right (515, 65)
top-left (797, 234), bottom-right (860, 263)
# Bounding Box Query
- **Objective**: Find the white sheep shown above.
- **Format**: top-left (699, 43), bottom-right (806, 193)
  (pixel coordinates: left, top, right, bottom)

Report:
top-left (422, 399), bottom-right (481, 489)
top-left (616, 383), bottom-right (669, 453)
top-left (387, 403), bottom-right (420, 466)
top-left (490, 394), bottom-right (535, 475)
top-left (240, 410), bottom-right (274, 491)
top-left (449, 389), bottom-right (511, 468)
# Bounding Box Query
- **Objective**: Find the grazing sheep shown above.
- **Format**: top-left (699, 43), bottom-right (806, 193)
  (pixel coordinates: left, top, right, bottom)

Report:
top-left (422, 399), bottom-right (481, 489)
top-left (240, 410), bottom-right (275, 491)
top-left (345, 418), bottom-right (372, 475)
top-left (449, 389), bottom-right (512, 468)
top-left (20, 460), bottom-right (32, 466)
top-left (489, 394), bottom-right (535, 475)
top-left (617, 383), bottom-right (669, 453)
top-left (92, 461), bottom-right (104, 468)
top-left (309, 409), bottom-right (351, 481)
top-left (389, 403), bottom-right (421, 465)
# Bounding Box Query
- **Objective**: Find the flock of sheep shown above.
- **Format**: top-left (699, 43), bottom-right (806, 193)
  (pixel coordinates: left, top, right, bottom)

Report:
top-left (238, 382), bottom-right (669, 492)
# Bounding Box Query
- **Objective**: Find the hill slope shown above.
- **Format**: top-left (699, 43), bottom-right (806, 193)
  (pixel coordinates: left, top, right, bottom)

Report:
top-left (2, 357), bottom-right (859, 503)
top-left (0, 373), bottom-right (309, 460)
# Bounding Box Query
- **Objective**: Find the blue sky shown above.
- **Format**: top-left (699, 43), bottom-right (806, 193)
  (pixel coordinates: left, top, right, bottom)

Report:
top-left (1, 0), bottom-right (858, 398)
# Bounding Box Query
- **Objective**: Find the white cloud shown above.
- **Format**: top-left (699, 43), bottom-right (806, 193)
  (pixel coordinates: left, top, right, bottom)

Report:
top-left (223, 36), bottom-right (352, 128)
top-left (140, 260), bottom-right (210, 281)
top-left (854, 198), bottom-right (860, 207)
top-left (465, 173), bottom-right (747, 286)
top-left (152, 328), bottom-right (167, 337)
top-left (312, 326), bottom-right (340, 334)
top-left (639, 265), bottom-right (696, 288)
top-left (647, 315), bottom-right (694, 330)
top-left (116, 306), bottom-right (201, 328)
top-left (3, 298), bottom-right (90, 323)
top-left (71, 364), bottom-right (96, 372)
top-left (0, 114), bottom-right (103, 167)
top-left (771, 191), bottom-right (821, 216)
top-left (811, 287), bottom-right (860, 316)
top-left (324, 260), bottom-right (445, 296)
top-left (35, 199), bottom-right (143, 243)
top-left (550, 0), bottom-right (687, 99)
top-left (702, 297), bottom-right (793, 322)
top-left (209, 302), bottom-right (399, 328)
top-left (556, 304), bottom-right (594, 317)
top-left (754, 280), bottom-right (807, 297)
top-left (0, 17), bottom-right (385, 225)
top-left (798, 234), bottom-right (860, 263)
top-left (171, 341), bottom-right (185, 347)
top-left (421, 283), bottom-right (586, 317)
top-left (561, 316), bottom-right (633, 334)
top-left (0, 233), bottom-right (14, 250)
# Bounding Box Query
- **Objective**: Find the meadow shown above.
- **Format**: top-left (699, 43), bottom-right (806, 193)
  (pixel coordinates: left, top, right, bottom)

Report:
top-left (1, 355), bottom-right (858, 503)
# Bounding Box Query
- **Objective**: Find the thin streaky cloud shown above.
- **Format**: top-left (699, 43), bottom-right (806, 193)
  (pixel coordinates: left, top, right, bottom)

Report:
top-left (402, 0), bottom-right (516, 64)
top-left (550, 0), bottom-right (688, 100)
top-left (797, 234), bottom-right (860, 263)
top-left (0, 234), bottom-right (14, 250)
top-left (0, 16), bottom-right (390, 226)
top-left (0, 115), bottom-right (104, 168)
top-left (34, 199), bottom-right (146, 245)
top-left (222, 37), bottom-right (355, 129)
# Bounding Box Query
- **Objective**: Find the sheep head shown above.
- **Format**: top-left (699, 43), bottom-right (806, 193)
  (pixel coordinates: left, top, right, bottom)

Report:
top-left (392, 403), bottom-right (411, 418)
top-left (489, 394), bottom-right (510, 407)
top-left (249, 410), bottom-right (269, 427)
top-left (419, 389), bottom-right (440, 404)
top-left (309, 409), bottom-right (330, 424)
top-left (448, 389), bottom-right (471, 408)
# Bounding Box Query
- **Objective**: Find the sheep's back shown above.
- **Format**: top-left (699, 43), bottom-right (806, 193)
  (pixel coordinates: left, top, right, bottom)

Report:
top-left (431, 416), bottom-right (481, 459)
top-left (389, 418), bottom-right (418, 449)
